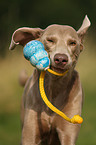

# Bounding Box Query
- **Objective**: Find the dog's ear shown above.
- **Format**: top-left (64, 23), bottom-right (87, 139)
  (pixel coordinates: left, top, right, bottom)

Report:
top-left (77, 15), bottom-right (91, 52)
top-left (77, 15), bottom-right (91, 43)
top-left (9, 27), bottom-right (43, 50)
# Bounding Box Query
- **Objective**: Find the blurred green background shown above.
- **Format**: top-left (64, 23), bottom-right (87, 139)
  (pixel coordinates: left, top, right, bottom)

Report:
top-left (0, 0), bottom-right (96, 144)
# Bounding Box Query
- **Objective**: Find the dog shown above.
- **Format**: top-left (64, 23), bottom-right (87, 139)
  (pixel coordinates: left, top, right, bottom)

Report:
top-left (9, 15), bottom-right (91, 145)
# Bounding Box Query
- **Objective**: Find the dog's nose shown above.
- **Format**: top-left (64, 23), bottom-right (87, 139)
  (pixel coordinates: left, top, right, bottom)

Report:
top-left (54, 53), bottom-right (68, 65)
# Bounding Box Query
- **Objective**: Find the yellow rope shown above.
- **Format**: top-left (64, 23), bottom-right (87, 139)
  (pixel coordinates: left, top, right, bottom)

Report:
top-left (47, 68), bottom-right (68, 76)
top-left (39, 69), bottom-right (83, 124)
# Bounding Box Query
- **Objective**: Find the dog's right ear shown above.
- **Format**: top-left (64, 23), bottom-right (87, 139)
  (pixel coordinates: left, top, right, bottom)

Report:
top-left (9, 27), bottom-right (43, 50)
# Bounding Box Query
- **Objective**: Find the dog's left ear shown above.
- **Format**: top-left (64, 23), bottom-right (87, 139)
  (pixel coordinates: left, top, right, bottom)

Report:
top-left (77, 15), bottom-right (91, 41)
top-left (77, 15), bottom-right (91, 51)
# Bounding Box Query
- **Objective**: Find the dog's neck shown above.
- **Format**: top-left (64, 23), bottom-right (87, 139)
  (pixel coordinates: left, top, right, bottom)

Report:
top-left (46, 68), bottom-right (73, 84)
top-left (44, 69), bottom-right (74, 100)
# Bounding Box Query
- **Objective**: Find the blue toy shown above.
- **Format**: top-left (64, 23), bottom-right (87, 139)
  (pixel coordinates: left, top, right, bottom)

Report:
top-left (23, 40), bottom-right (50, 70)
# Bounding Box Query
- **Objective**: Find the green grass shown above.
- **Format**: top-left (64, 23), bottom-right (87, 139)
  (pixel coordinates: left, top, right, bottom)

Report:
top-left (0, 45), bottom-right (96, 145)
top-left (0, 113), bottom-right (21, 145)
top-left (76, 90), bottom-right (96, 145)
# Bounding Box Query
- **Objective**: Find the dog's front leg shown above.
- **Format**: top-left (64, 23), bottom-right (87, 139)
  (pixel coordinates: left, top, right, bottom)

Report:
top-left (21, 109), bottom-right (41, 145)
top-left (56, 122), bottom-right (80, 145)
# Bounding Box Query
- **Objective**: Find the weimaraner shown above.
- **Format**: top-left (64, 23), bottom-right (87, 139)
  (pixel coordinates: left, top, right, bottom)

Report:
top-left (9, 15), bottom-right (91, 145)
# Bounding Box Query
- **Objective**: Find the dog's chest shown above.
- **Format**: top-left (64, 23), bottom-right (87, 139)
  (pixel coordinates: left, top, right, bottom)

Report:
top-left (44, 77), bottom-right (69, 109)
top-left (38, 111), bottom-right (58, 135)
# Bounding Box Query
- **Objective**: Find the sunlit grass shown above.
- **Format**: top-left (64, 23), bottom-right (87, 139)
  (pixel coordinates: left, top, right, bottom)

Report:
top-left (0, 42), bottom-right (96, 145)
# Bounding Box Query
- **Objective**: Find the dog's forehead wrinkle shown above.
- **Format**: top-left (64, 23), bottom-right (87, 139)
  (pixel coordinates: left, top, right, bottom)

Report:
top-left (46, 24), bottom-right (74, 30)
top-left (43, 24), bottom-right (78, 40)
top-left (46, 25), bottom-right (76, 33)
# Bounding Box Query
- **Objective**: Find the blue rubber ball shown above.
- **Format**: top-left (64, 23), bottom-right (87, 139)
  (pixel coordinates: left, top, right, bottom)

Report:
top-left (30, 49), bottom-right (48, 66)
top-left (23, 40), bottom-right (50, 70)
top-left (36, 57), bottom-right (50, 70)
top-left (23, 40), bottom-right (45, 60)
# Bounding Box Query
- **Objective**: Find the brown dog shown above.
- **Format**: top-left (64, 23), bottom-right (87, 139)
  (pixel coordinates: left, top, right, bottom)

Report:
top-left (9, 15), bottom-right (91, 145)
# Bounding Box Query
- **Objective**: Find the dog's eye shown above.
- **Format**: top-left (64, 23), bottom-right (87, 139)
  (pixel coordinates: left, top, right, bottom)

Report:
top-left (47, 39), bottom-right (54, 43)
top-left (68, 40), bottom-right (77, 46)
top-left (46, 37), bottom-right (56, 44)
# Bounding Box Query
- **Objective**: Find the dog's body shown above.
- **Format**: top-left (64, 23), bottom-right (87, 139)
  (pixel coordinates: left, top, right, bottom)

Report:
top-left (9, 16), bottom-right (91, 145)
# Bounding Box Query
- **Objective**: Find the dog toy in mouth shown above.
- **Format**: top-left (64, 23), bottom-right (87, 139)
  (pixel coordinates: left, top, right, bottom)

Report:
top-left (23, 40), bottom-right (50, 70)
top-left (23, 40), bottom-right (83, 124)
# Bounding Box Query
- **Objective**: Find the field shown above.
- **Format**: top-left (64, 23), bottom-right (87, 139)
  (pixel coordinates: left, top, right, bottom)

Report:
top-left (0, 42), bottom-right (96, 145)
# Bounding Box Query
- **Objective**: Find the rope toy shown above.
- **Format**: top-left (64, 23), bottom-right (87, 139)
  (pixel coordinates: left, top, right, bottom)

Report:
top-left (23, 40), bottom-right (83, 124)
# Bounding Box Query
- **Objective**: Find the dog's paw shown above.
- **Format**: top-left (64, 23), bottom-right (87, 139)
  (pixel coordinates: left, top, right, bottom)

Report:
top-left (23, 40), bottom-right (50, 70)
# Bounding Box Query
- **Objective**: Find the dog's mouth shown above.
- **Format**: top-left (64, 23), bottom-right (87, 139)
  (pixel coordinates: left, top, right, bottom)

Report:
top-left (51, 66), bottom-right (67, 73)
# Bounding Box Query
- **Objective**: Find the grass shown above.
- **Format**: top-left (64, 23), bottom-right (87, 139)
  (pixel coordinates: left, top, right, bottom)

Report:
top-left (0, 113), bottom-right (21, 145)
top-left (76, 90), bottom-right (96, 145)
top-left (0, 43), bottom-right (96, 145)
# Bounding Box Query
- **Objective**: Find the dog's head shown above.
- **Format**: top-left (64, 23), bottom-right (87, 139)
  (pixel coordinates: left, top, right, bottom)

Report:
top-left (9, 15), bottom-right (91, 73)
